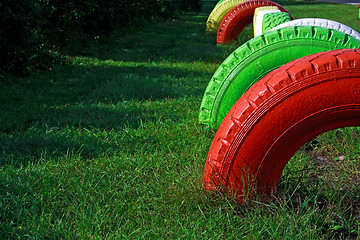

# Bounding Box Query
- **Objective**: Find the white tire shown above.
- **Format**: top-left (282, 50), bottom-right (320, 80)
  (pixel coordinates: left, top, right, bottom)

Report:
top-left (269, 18), bottom-right (360, 40)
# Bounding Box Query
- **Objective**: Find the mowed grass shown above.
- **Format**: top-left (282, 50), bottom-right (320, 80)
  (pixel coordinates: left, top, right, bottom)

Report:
top-left (1, 1), bottom-right (360, 238)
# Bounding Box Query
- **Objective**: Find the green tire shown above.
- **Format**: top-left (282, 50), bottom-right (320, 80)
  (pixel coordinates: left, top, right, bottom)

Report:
top-left (199, 26), bottom-right (360, 129)
top-left (215, 0), bottom-right (227, 7)
top-left (262, 12), bottom-right (291, 34)
top-left (253, 6), bottom-right (279, 37)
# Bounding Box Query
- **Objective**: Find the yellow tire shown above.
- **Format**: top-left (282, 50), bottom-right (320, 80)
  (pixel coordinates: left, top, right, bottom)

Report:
top-left (206, 0), bottom-right (248, 34)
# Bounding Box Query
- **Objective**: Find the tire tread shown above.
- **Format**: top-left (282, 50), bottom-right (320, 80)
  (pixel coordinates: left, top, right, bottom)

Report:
top-left (200, 26), bottom-right (360, 128)
top-left (217, 0), bottom-right (293, 43)
top-left (207, 0), bottom-right (247, 34)
top-left (262, 12), bottom-right (291, 33)
top-left (204, 49), bottom-right (360, 194)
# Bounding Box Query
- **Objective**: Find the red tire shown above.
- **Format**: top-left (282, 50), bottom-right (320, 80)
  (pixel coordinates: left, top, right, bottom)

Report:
top-left (217, 0), bottom-right (293, 44)
top-left (203, 49), bottom-right (360, 201)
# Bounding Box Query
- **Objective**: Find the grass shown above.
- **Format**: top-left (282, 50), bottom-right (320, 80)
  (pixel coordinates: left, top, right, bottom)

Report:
top-left (1, 0), bottom-right (360, 238)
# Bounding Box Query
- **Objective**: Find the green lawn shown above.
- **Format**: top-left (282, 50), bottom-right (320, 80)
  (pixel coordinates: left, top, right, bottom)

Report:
top-left (1, 1), bottom-right (359, 239)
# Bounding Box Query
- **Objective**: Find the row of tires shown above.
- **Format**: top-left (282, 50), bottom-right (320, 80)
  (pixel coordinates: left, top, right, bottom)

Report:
top-left (207, 0), bottom-right (360, 44)
top-left (201, 0), bottom-right (360, 201)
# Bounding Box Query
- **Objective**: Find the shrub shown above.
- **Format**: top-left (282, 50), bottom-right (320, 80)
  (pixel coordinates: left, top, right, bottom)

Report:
top-left (0, 0), bottom-right (49, 76)
top-left (0, 0), bottom-right (201, 76)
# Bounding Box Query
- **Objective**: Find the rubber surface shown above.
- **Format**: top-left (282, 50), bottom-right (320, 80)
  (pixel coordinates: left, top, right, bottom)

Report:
top-left (207, 0), bottom-right (248, 34)
top-left (200, 26), bottom-right (360, 129)
top-left (254, 8), bottom-right (280, 37)
top-left (217, 0), bottom-right (293, 44)
top-left (261, 12), bottom-right (291, 35)
top-left (253, 6), bottom-right (279, 35)
top-left (269, 18), bottom-right (360, 40)
top-left (203, 49), bottom-right (360, 201)
top-left (215, 0), bottom-right (231, 7)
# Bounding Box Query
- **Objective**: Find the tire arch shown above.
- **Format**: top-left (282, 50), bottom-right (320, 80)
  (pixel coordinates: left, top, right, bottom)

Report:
top-left (261, 12), bottom-right (291, 36)
top-left (207, 0), bottom-right (248, 34)
top-left (216, 0), bottom-right (293, 44)
top-left (253, 7), bottom-right (280, 37)
top-left (203, 49), bottom-right (360, 201)
top-left (200, 26), bottom-right (360, 129)
top-left (268, 18), bottom-right (360, 40)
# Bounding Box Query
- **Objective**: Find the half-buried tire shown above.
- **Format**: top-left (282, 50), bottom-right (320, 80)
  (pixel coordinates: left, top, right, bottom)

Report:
top-left (200, 26), bottom-right (360, 129)
top-left (261, 12), bottom-right (291, 35)
top-left (216, 0), bottom-right (293, 44)
top-left (268, 18), bottom-right (360, 40)
top-left (203, 49), bottom-right (360, 202)
top-left (207, 0), bottom-right (248, 34)
top-left (253, 6), bottom-right (280, 37)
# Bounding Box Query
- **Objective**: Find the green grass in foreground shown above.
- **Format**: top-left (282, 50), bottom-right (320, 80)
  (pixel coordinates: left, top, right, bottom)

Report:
top-left (1, 1), bottom-right (360, 239)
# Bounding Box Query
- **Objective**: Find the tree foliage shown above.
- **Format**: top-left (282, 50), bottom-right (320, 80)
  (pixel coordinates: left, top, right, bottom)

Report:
top-left (0, 0), bottom-right (201, 76)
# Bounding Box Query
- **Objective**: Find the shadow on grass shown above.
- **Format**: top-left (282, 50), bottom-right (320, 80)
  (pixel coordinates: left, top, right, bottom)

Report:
top-left (0, 62), bottom-right (208, 167)
top-left (52, 63), bottom-right (209, 102)
top-left (1, 63), bottom-right (207, 128)
top-left (67, 8), bottom-right (229, 64)
top-left (0, 102), bottom-right (163, 167)
top-left (0, 125), bottom-right (121, 168)
top-left (0, 103), bottom-right (160, 167)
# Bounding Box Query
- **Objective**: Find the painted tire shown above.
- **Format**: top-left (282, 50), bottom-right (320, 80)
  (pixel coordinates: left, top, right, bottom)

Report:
top-left (253, 6), bottom-right (279, 37)
top-left (207, 0), bottom-right (248, 34)
top-left (215, 0), bottom-right (232, 7)
top-left (199, 26), bottom-right (360, 129)
top-left (269, 18), bottom-right (360, 40)
top-left (203, 49), bottom-right (360, 201)
top-left (216, 0), bottom-right (293, 44)
top-left (253, 7), bottom-right (280, 37)
top-left (261, 12), bottom-right (291, 36)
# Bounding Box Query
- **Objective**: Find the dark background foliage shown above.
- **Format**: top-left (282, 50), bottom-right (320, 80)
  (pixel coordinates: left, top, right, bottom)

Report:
top-left (0, 0), bottom-right (201, 76)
